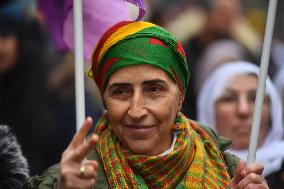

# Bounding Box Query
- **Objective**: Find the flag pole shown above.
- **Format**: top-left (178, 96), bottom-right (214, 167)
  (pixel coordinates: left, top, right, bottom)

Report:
top-left (247, 0), bottom-right (278, 164)
top-left (73, 0), bottom-right (85, 130)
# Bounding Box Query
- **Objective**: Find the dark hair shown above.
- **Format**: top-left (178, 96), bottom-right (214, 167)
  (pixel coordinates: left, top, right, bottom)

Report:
top-left (0, 14), bottom-right (52, 81)
top-left (199, 0), bottom-right (214, 11)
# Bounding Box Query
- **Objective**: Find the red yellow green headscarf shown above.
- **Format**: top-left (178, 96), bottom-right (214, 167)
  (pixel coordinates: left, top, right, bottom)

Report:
top-left (90, 21), bottom-right (231, 188)
top-left (89, 21), bottom-right (189, 97)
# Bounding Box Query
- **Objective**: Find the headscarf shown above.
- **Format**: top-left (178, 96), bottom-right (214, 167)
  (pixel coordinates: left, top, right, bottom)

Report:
top-left (91, 21), bottom-right (231, 188)
top-left (195, 39), bottom-right (246, 92)
top-left (197, 61), bottom-right (284, 176)
top-left (89, 21), bottom-right (189, 97)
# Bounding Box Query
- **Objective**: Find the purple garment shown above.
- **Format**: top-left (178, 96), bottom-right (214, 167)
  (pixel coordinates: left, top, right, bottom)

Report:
top-left (124, 0), bottom-right (146, 21)
top-left (38, 0), bottom-right (68, 52)
top-left (39, 0), bottom-right (146, 61)
top-left (63, 0), bottom-right (131, 61)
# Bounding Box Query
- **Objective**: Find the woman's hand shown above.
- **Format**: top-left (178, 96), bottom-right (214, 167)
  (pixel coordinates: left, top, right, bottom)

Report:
top-left (229, 160), bottom-right (268, 189)
top-left (57, 117), bottom-right (99, 189)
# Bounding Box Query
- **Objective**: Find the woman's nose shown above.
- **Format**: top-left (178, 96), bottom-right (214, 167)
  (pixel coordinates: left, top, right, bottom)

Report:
top-left (127, 91), bottom-right (147, 120)
top-left (237, 96), bottom-right (252, 116)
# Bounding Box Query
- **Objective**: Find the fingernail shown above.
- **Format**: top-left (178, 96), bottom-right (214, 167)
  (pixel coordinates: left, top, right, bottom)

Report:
top-left (241, 171), bottom-right (245, 177)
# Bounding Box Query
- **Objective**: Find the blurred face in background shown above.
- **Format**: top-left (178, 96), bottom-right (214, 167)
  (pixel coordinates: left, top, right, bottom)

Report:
top-left (0, 35), bottom-right (18, 74)
top-left (207, 0), bottom-right (241, 36)
top-left (215, 74), bottom-right (270, 149)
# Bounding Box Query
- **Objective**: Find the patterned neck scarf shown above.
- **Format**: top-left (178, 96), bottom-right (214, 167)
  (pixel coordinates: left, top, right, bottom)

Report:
top-left (95, 113), bottom-right (231, 189)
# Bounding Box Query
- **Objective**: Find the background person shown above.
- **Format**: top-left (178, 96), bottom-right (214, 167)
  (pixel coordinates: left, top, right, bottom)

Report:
top-left (197, 61), bottom-right (284, 188)
top-left (0, 10), bottom-right (59, 175)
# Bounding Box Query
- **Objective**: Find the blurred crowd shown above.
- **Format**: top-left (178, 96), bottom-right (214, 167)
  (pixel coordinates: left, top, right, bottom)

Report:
top-left (0, 0), bottom-right (103, 176)
top-left (145, 0), bottom-right (284, 119)
top-left (144, 0), bottom-right (284, 187)
top-left (0, 0), bottom-right (284, 188)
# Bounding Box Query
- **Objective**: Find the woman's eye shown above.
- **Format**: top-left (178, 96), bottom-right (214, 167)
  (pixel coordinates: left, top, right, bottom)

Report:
top-left (249, 95), bottom-right (256, 102)
top-left (218, 96), bottom-right (236, 103)
top-left (111, 89), bottom-right (131, 98)
top-left (147, 86), bottom-right (163, 93)
top-left (112, 89), bottom-right (124, 95)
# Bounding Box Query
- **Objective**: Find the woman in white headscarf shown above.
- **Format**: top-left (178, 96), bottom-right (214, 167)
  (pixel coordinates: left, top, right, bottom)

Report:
top-left (197, 61), bottom-right (284, 188)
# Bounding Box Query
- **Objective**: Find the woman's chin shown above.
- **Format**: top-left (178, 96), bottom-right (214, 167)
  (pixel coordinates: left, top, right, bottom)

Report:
top-left (124, 139), bottom-right (163, 156)
top-left (232, 142), bottom-right (249, 150)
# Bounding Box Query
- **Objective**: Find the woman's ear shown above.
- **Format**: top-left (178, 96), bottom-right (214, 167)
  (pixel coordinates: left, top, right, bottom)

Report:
top-left (177, 94), bottom-right (184, 112)
top-left (103, 100), bottom-right (107, 110)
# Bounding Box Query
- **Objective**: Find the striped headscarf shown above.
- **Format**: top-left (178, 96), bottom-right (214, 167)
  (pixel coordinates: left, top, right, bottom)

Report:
top-left (89, 21), bottom-right (189, 97)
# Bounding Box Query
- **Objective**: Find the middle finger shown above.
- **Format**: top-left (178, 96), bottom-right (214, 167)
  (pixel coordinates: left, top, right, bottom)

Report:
top-left (237, 173), bottom-right (266, 188)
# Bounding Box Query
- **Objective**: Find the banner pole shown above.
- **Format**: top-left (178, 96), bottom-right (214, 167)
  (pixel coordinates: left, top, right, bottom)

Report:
top-left (247, 0), bottom-right (278, 164)
top-left (73, 0), bottom-right (85, 130)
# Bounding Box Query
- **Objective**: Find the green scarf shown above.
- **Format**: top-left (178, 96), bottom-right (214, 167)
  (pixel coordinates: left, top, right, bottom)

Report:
top-left (94, 113), bottom-right (231, 188)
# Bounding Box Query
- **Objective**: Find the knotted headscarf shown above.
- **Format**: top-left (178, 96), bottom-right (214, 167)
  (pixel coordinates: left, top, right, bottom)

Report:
top-left (89, 21), bottom-right (189, 97)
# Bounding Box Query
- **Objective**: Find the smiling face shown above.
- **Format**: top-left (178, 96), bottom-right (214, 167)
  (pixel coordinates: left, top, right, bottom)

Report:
top-left (215, 74), bottom-right (270, 149)
top-left (103, 64), bottom-right (183, 156)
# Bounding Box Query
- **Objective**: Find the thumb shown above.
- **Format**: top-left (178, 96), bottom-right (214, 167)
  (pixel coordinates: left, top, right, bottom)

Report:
top-left (229, 160), bottom-right (247, 188)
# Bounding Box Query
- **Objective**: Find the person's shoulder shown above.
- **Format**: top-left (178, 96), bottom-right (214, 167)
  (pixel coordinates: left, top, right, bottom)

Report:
top-left (190, 120), bottom-right (240, 178)
top-left (23, 164), bottom-right (60, 189)
top-left (24, 149), bottom-right (110, 189)
top-left (190, 120), bottom-right (232, 150)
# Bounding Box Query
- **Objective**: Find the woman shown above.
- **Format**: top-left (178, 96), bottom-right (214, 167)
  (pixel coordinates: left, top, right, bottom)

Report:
top-left (197, 61), bottom-right (284, 188)
top-left (0, 12), bottom-right (59, 174)
top-left (25, 21), bottom-right (268, 189)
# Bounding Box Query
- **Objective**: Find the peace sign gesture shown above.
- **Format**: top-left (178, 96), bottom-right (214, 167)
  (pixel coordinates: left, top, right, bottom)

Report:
top-left (57, 117), bottom-right (99, 189)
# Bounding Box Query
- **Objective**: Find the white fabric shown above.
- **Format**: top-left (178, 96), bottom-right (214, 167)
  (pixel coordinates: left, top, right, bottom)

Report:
top-left (159, 131), bottom-right (178, 156)
top-left (273, 65), bottom-right (284, 100)
top-left (271, 41), bottom-right (284, 67)
top-left (197, 61), bottom-right (284, 176)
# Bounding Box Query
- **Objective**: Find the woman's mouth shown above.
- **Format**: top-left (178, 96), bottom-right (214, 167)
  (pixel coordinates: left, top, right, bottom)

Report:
top-left (123, 125), bottom-right (155, 138)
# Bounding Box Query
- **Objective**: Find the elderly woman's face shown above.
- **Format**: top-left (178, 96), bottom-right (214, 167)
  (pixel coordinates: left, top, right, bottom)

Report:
top-left (215, 74), bottom-right (270, 149)
top-left (103, 64), bottom-right (182, 156)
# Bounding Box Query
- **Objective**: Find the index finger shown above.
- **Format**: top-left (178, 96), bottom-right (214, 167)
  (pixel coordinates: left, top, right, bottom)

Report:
top-left (69, 117), bottom-right (93, 149)
top-left (73, 134), bottom-right (99, 162)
